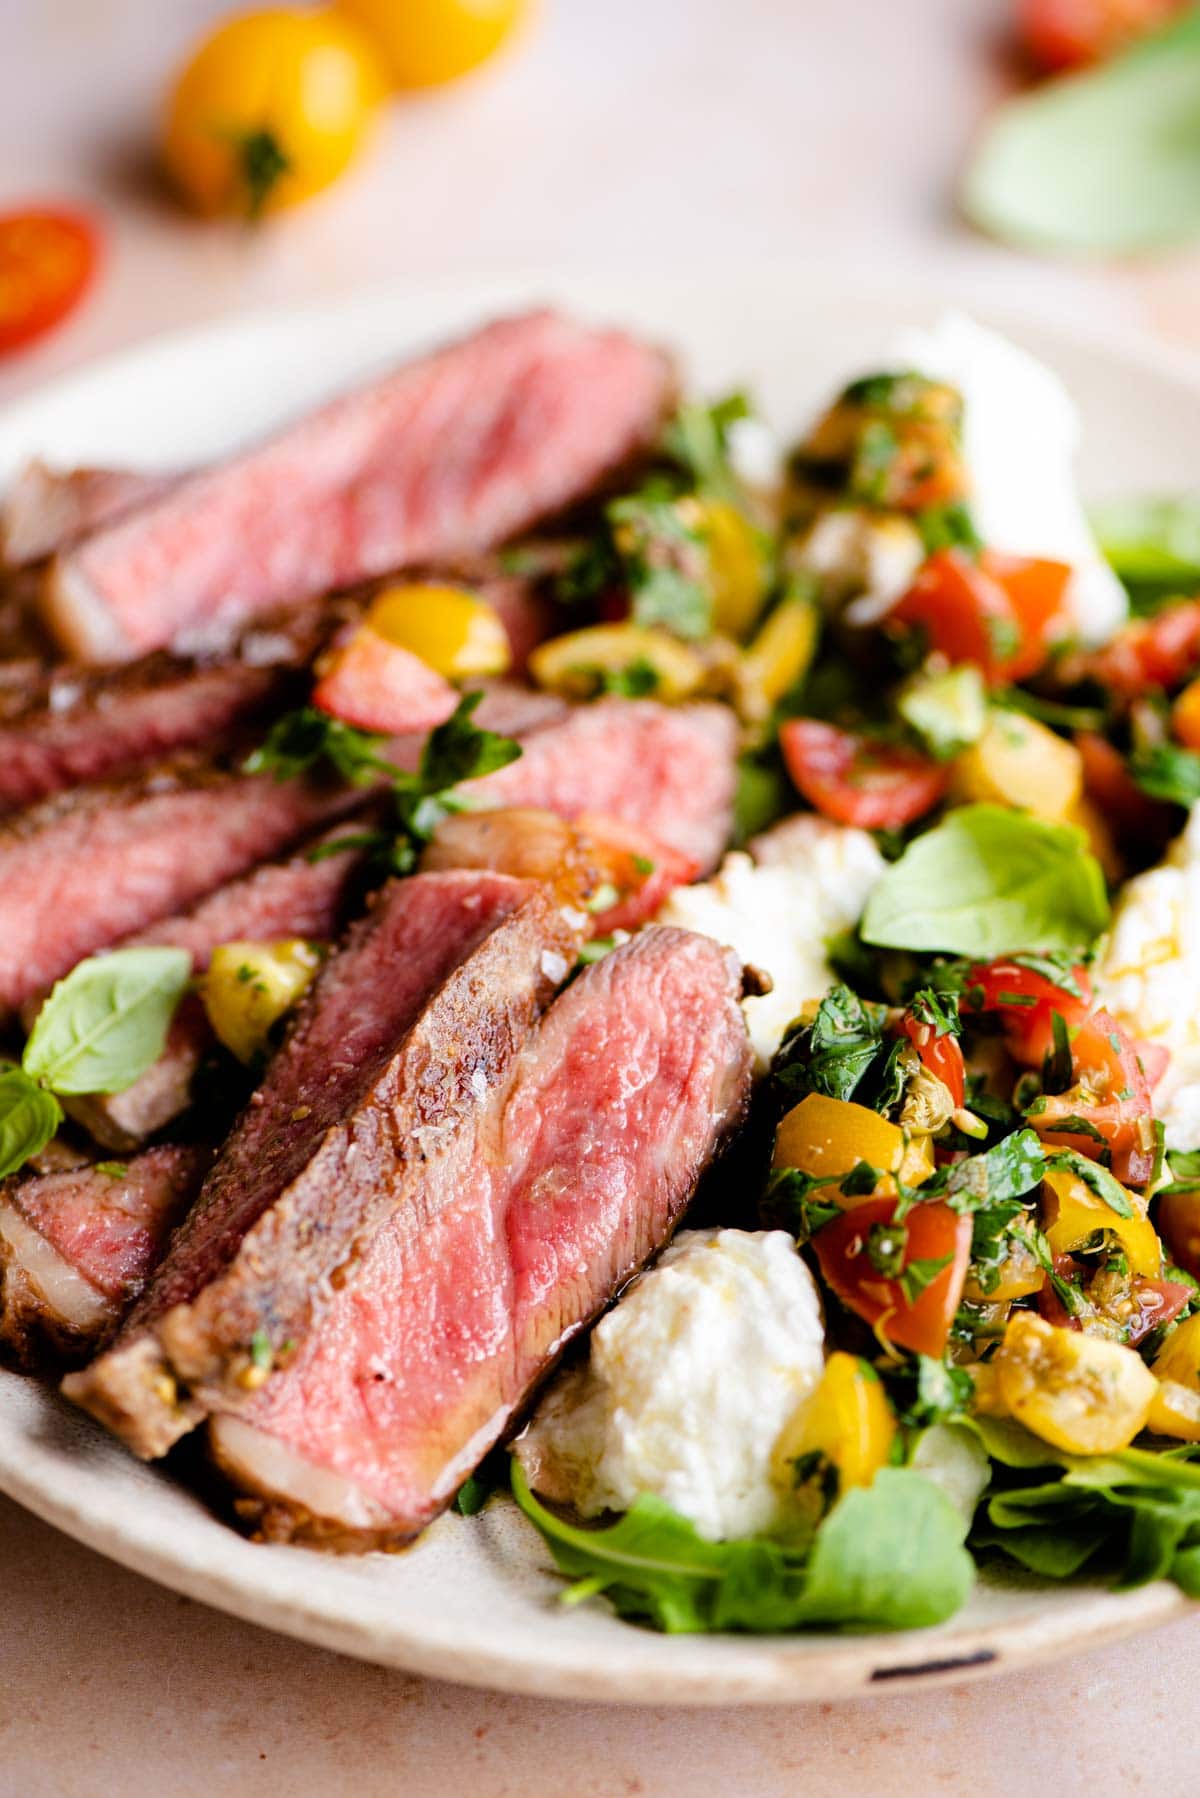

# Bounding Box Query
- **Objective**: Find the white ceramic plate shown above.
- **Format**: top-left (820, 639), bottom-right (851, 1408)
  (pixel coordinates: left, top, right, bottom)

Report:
top-left (1, 271), bottom-right (1198, 1704)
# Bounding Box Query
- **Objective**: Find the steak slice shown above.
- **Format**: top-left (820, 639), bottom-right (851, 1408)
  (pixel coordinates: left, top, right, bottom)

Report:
top-left (1, 462), bottom-right (173, 568)
top-left (0, 611), bottom-right (325, 815)
top-left (64, 869), bottom-right (580, 1457)
top-left (44, 311), bottom-right (675, 662)
top-left (475, 698), bottom-right (738, 872)
top-left (59, 820), bottom-right (378, 1151)
top-left (0, 1145), bottom-right (209, 1370)
top-left (0, 756), bottom-right (358, 1019)
top-left (207, 927), bottom-right (752, 1548)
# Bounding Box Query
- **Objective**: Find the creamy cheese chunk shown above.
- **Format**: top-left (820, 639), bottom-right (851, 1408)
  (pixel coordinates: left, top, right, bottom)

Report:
top-left (656, 813), bottom-right (885, 1073)
top-left (1097, 804), bottom-right (1200, 1151)
top-left (515, 1229), bottom-right (826, 1543)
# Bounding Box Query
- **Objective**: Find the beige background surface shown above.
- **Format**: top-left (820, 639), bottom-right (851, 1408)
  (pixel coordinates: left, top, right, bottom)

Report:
top-left (5, 1), bottom-right (1200, 1791)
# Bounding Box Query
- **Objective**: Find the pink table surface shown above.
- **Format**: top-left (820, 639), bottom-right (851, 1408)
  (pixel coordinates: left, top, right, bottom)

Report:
top-left (4, 1), bottom-right (1200, 1790)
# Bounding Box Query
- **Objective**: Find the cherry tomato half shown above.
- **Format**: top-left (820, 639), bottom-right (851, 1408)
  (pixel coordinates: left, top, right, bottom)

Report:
top-left (575, 812), bottom-right (698, 934)
top-left (812, 1196), bottom-right (972, 1358)
top-left (963, 958), bottom-right (1093, 1069)
top-left (1086, 598), bottom-right (1200, 699)
top-left (0, 208), bottom-right (99, 356)
top-left (887, 549), bottom-right (1070, 686)
top-left (1032, 1008), bottom-right (1156, 1186)
top-left (901, 1009), bottom-right (966, 1109)
top-left (779, 719), bottom-right (948, 831)
top-left (1018, 0), bottom-right (1185, 71)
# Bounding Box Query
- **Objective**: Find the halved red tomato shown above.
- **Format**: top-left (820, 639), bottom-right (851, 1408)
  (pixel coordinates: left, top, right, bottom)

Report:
top-left (576, 812), bottom-right (698, 934)
top-left (1086, 599), bottom-right (1200, 699)
top-left (1031, 1008), bottom-right (1157, 1185)
top-left (1158, 1189), bottom-right (1200, 1280)
top-left (901, 1009), bottom-right (966, 1109)
top-left (1076, 731), bottom-right (1170, 848)
top-left (886, 549), bottom-right (1070, 685)
top-left (779, 719), bottom-right (948, 830)
top-left (1018, 0), bottom-right (1187, 72)
top-left (811, 1195), bottom-right (972, 1357)
top-left (1038, 1261), bottom-right (1190, 1342)
top-left (0, 207), bottom-right (100, 356)
top-left (963, 958), bottom-right (1093, 1069)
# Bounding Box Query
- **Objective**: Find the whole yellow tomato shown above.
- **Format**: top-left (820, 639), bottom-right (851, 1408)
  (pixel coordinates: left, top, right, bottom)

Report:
top-left (163, 8), bottom-right (387, 218)
top-left (336, 0), bottom-right (529, 89)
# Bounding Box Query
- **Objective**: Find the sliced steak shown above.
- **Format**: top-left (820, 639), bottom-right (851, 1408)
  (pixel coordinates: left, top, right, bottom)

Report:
top-left (1, 462), bottom-right (173, 569)
top-left (0, 611), bottom-right (325, 814)
top-left (475, 697), bottom-right (738, 872)
top-left (0, 757), bottom-right (358, 1019)
top-left (0, 1146), bottom-right (209, 1370)
top-left (44, 311), bottom-right (675, 662)
top-left (64, 869), bottom-right (580, 1457)
top-left (59, 821), bottom-right (378, 1150)
top-left (207, 927), bottom-right (752, 1548)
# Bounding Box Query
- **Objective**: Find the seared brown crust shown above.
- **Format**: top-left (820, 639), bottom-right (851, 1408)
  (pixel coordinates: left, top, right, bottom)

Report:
top-left (65, 874), bottom-right (580, 1458)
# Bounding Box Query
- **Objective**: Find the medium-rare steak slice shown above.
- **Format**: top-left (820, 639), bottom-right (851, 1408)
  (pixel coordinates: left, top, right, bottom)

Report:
top-left (0, 756), bottom-right (359, 1019)
top-left (0, 1145), bottom-right (209, 1370)
top-left (44, 311), bottom-right (675, 662)
top-left (0, 611), bottom-right (325, 814)
top-left (207, 927), bottom-right (752, 1548)
top-left (64, 870), bottom-right (580, 1457)
top-left (1, 462), bottom-right (174, 568)
top-left (475, 698), bottom-right (738, 873)
top-left (59, 820), bottom-right (378, 1150)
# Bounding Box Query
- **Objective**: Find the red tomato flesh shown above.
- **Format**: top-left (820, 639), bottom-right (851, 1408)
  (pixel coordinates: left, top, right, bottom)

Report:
top-left (575, 812), bottom-right (698, 934)
top-left (779, 718), bottom-right (948, 830)
top-left (0, 207), bottom-right (99, 356)
top-left (1031, 1008), bottom-right (1156, 1185)
top-left (902, 1010), bottom-right (966, 1109)
top-left (963, 958), bottom-right (1093, 1069)
top-left (1087, 599), bottom-right (1200, 698)
top-left (1018, 0), bottom-right (1186, 71)
top-left (311, 624), bottom-right (457, 734)
top-left (887, 549), bottom-right (1069, 686)
top-left (812, 1196), bottom-right (972, 1358)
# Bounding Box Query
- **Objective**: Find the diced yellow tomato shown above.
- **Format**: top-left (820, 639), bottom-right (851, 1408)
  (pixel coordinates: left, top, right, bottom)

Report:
top-left (993, 1311), bottom-right (1156, 1454)
top-left (203, 939), bottom-right (323, 1064)
top-left (738, 592), bottom-right (820, 717)
top-left (773, 1351), bottom-right (896, 1492)
top-left (771, 1092), bottom-right (934, 1200)
top-left (965, 1359), bottom-right (1010, 1417)
top-left (696, 498), bottom-right (770, 640)
top-left (365, 583), bottom-right (511, 681)
top-left (1041, 1167), bottom-right (1161, 1279)
top-left (528, 623), bottom-right (706, 702)
top-left (962, 1237), bottom-right (1046, 1305)
top-left (1147, 1378), bottom-right (1200, 1441)
top-left (1152, 1311), bottom-right (1200, 1391)
top-left (336, 0), bottom-right (528, 90)
top-left (951, 710), bottom-right (1083, 820)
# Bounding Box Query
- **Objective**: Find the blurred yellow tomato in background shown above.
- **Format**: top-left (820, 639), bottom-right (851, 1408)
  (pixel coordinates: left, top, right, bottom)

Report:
top-left (163, 8), bottom-right (387, 217)
top-left (336, 0), bottom-right (529, 89)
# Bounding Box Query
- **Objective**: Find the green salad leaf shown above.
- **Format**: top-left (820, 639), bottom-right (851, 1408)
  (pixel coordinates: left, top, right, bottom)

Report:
top-left (0, 1065), bottom-right (62, 1180)
top-left (963, 13), bottom-right (1200, 254)
top-left (511, 1462), bottom-right (973, 1634)
top-left (860, 806), bottom-right (1110, 957)
top-left (1130, 742), bottom-right (1200, 808)
top-left (1091, 494), bottom-right (1200, 603)
top-left (24, 947), bottom-right (193, 1097)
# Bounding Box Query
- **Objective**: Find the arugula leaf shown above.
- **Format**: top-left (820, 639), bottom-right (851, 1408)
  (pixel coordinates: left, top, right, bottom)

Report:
top-left (0, 1066), bottom-right (62, 1179)
top-left (860, 805), bottom-right (1110, 957)
top-left (452, 1448), bottom-right (510, 1517)
top-left (962, 12), bottom-right (1200, 254)
top-left (24, 947), bottom-right (192, 1097)
top-left (1130, 742), bottom-right (1200, 808)
top-left (511, 1462), bottom-right (973, 1633)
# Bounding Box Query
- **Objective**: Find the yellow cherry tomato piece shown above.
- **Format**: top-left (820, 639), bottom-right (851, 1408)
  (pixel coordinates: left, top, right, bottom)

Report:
top-left (695, 498), bottom-right (770, 640)
top-left (1147, 1379), bottom-right (1200, 1441)
top-left (163, 8), bottom-right (386, 218)
top-left (528, 623), bottom-right (706, 703)
top-left (771, 1092), bottom-right (933, 1200)
top-left (366, 583), bottom-right (511, 681)
top-left (336, 0), bottom-right (528, 88)
top-left (1041, 1167), bottom-right (1161, 1279)
top-left (204, 939), bottom-right (323, 1064)
top-left (993, 1311), bottom-right (1156, 1455)
top-left (774, 1352), bottom-right (896, 1492)
top-left (951, 709), bottom-right (1083, 820)
top-left (1152, 1311), bottom-right (1200, 1392)
top-left (962, 1236), bottom-right (1046, 1305)
top-left (738, 592), bottom-right (820, 716)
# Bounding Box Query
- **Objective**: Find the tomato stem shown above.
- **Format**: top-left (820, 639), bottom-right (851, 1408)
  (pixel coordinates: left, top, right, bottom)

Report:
top-left (236, 129), bottom-right (291, 220)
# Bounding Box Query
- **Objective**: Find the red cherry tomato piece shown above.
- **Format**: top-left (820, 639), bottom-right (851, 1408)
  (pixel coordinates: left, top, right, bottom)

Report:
top-left (575, 812), bottom-right (698, 934)
top-left (901, 1010), bottom-right (966, 1109)
top-left (963, 958), bottom-right (1093, 1069)
top-left (1018, 0), bottom-right (1186, 72)
top-left (311, 624), bottom-right (457, 734)
top-left (811, 1196), bottom-right (972, 1358)
top-left (779, 719), bottom-right (948, 830)
top-left (1032, 1008), bottom-right (1156, 1185)
top-left (1087, 599), bottom-right (1200, 698)
top-left (0, 207), bottom-right (100, 356)
top-left (887, 549), bottom-right (1069, 685)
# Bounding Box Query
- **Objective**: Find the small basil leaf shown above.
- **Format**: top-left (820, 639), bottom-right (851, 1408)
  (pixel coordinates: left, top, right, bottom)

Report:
top-left (860, 805), bottom-right (1110, 957)
top-left (0, 1066), bottom-right (62, 1180)
top-left (24, 947), bottom-right (193, 1096)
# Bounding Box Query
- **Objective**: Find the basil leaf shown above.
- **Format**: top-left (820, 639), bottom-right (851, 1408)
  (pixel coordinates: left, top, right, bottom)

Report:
top-left (0, 1065), bottom-right (62, 1179)
top-left (24, 947), bottom-right (193, 1096)
top-left (962, 14), bottom-right (1200, 254)
top-left (897, 664), bottom-right (988, 762)
top-left (1130, 743), bottom-right (1200, 808)
top-left (244, 706), bottom-right (398, 786)
top-left (1091, 495), bottom-right (1200, 597)
top-left (772, 986), bottom-right (887, 1105)
top-left (943, 1127), bottom-right (1047, 1213)
top-left (1046, 1148), bottom-right (1135, 1218)
top-left (860, 805), bottom-right (1110, 957)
